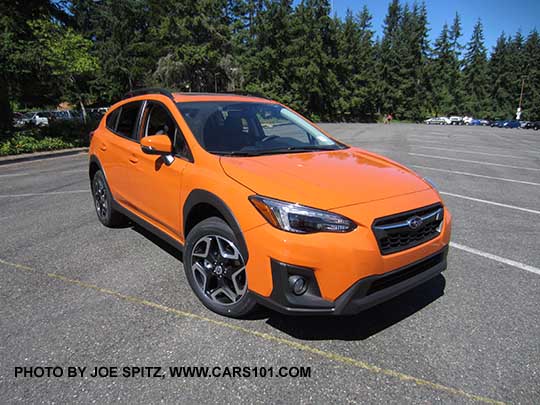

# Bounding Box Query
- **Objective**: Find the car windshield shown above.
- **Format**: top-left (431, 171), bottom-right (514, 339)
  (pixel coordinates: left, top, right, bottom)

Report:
top-left (177, 101), bottom-right (345, 156)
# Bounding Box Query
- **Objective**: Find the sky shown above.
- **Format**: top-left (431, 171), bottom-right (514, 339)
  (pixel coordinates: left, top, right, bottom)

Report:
top-left (327, 0), bottom-right (540, 53)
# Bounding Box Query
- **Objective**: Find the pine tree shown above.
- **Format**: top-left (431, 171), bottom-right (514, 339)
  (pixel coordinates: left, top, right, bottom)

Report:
top-left (285, 0), bottom-right (339, 120)
top-left (522, 30), bottom-right (540, 119)
top-left (355, 6), bottom-right (378, 119)
top-left (448, 13), bottom-right (465, 113)
top-left (378, 0), bottom-right (402, 118)
top-left (462, 19), bottom-right (490, 116)
top-left (430, 24), bottom-right (453, 115)
top-left (489, 33), bottom-right (512, 118)
top-left (242, 0), bottom-right (294, 98)
top-left (333, 7), bottom-right (376, 120)
top-left (396, 2), bottom-right (430, 120)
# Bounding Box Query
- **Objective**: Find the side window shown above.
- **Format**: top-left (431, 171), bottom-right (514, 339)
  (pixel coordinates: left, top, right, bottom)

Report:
top-left (106, 108), bottom-right (120, 131)
top-left (142, 102), bottom-right (192, 160)
top-left (116, 102), bottom-right (142, 139)
top-left (144, 103), bottom-right (176, 143)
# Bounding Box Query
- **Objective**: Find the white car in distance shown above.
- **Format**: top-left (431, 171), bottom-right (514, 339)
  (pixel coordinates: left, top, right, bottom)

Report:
top-left (424, 117), bottom-right (451, 125)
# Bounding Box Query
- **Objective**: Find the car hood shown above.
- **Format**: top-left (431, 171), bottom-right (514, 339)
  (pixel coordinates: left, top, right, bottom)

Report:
top-left (220, 147), bottom-right (431, 210)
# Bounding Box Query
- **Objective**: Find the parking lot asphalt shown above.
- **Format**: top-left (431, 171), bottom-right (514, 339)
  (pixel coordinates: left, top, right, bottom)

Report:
top-left (1, 124), bottom-right (539, 404)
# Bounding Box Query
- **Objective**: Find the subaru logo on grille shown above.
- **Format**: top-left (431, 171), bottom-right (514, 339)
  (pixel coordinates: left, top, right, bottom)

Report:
top-left (407, 216), bottom-right (423, 230)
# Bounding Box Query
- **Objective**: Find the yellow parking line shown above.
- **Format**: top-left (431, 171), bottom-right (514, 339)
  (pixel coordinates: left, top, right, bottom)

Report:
top-left (0, 257), bottom-right (505, 405)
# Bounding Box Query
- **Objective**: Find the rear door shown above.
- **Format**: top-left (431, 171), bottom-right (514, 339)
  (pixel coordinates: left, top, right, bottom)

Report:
top-left (99, 101), bottom-right (143, 206)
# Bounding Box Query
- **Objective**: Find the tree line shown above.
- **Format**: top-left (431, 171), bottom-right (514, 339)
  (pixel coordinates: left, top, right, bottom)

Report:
top-left (1, 0), bottom-right (539, 134)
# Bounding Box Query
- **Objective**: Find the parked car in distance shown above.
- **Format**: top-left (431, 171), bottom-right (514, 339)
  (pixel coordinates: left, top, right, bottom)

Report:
top-left (480, 119), bottom-right (491, 126)
top-left (462, 116), bottom-right (473, 125)
top-left (448, 116), bottom-right (464, 125)
top-left (14, 111), bottom-right (50, 127)
top-left (425, 117), bottom-right (451, 125)
top-left (88, 107), bottom-right (109, 119)
top-left (89, 89), bottom-right (452, 318)
top-left (490, 120), bottom-right (505, 128)
top-left (50, 110), bottom-right (82, 121)
top-left (469, 119), bottom-right (482, 126)
top-left (532, 121), bottom-right (540, 130)
top-left (503, 120), bottom-right (521, 129)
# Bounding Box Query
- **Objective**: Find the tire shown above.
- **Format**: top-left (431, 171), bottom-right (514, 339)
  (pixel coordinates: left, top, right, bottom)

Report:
top-left (91, 170), bottom-right (127, 227)
top-left (184, 217), bottom-right (257, 318)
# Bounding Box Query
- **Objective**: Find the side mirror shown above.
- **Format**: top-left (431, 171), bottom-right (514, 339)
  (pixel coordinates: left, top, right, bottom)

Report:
top-left (141, 135), bottom-right (173, 155)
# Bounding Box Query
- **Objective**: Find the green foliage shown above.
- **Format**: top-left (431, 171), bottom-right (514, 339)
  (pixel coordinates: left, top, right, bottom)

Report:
top-left (1, 0), bottom-right (540, 143)
top-left (522, 30), bottom-right (540, 119)
top-left (0, 117), bottom-right (100, 156)
top-left (462, 20), bottom-right (490, 116)
top-left (28, 18), bottom-right (99, 112)
top-left (0, 133), bottom-right (74, 156)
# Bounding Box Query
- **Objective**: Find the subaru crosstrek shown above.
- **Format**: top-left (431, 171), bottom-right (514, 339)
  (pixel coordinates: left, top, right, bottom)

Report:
top-left (89, 89), bottom-right (452, 317)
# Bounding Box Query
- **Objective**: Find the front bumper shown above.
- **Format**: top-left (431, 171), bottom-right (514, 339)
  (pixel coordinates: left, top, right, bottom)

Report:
top-left (252, 246), bottom-right (448, 315)
top-left (242, 190), bottom-right (452, 315)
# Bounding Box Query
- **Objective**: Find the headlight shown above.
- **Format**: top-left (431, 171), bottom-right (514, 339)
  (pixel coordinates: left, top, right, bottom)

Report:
top-left (249, 196), bottom-right (356, 234)
top-left (423, 176), bottom-right (439, 191)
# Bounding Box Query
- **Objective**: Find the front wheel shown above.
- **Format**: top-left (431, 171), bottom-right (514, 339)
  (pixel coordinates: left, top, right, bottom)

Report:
top-left (184, 217), bottom-right (257, 318)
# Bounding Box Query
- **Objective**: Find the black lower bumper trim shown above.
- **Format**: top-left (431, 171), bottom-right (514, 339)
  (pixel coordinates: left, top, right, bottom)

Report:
top-left (253, 246), bottom-right (448, 316)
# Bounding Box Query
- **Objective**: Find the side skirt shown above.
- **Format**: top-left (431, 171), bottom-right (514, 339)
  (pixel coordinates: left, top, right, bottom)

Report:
top-left (111, 199), bottom-right (184, 255)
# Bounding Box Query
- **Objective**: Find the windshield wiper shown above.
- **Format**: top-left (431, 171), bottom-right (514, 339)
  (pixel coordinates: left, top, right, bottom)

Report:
top-left (208, 151), bottom-right (259, 156)
top-left (251, 146), bottom-right (341, 155)
top-left (211, 146), bottom-right (341, 157)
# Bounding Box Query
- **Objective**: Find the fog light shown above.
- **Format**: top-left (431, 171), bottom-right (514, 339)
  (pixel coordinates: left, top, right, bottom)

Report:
top-left (288, 275), bottom-right (308, 295)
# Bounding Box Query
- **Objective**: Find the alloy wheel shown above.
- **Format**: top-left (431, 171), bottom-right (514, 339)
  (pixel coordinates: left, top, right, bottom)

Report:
top-left (93, 176), bottom-right (108, 220)
top-left (191, 235), bottom-right (247, 305)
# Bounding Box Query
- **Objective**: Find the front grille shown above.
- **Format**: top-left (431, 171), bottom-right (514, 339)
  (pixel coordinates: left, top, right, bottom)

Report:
top-left (372, 203), bottom-right (444, 255)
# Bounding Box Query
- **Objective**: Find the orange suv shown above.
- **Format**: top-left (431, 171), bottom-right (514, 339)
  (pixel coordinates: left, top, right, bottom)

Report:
top-left (89, 89), bottom-right (451, 317)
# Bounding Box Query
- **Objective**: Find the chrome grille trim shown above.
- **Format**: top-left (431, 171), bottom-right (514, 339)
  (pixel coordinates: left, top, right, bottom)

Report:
top-left (372, 203), bottom-right (444, 255)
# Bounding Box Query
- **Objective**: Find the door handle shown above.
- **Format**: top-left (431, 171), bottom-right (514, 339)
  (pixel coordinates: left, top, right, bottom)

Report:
top-left (100, 143), bottom-right (107, 151)
top-left (129, 156), bottom-right (138, 164)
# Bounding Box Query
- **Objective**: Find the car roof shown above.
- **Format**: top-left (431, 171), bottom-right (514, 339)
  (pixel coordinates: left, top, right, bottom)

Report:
top-left (171, 92), bottom-right (272, 104)
top-left (112, 90), bottom-right (277, 112)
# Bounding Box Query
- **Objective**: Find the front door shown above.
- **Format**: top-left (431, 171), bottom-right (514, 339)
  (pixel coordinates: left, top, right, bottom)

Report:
top-left (128, 101), bottom-right (192, 239)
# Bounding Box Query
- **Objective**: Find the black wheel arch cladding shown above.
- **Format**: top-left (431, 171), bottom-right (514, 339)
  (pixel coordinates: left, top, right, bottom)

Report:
top-left (183, 189), bottom-right (249, 262)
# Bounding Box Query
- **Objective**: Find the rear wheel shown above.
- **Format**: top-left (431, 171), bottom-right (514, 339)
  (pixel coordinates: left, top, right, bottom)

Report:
top-left (91, 170), bottom-right (127, 227)
top-left (184, 217), bottom-right (257, 318)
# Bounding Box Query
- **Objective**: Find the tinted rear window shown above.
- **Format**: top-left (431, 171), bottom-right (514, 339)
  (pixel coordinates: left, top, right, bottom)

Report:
top-left (116, 102), bottom-right (142, 139)
top-left (106, 108), bottom-right (120, 130)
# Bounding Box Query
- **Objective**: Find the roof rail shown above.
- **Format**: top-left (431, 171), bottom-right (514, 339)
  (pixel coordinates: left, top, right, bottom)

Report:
top-left (124, 88), bottom-right (174, 100)
top-left (123, 88), bottom-right (270, 101)
top-left (227, 90), bottom-right (269, 99)
top-left (171, 91), bottom-right (270, 100)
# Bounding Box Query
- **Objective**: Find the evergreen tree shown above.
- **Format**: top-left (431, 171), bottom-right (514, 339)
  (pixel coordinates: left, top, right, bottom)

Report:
top-left (489, 33), bottom-right (512, 118)
top-left (449, 13), bottom-right (465, 113)
top-left (242, 0), bottom-right (294, 99)
top-left (378, 0), bottom-right (402, 117)
top-left (354, 6), bottom-right (378, 119)
top-left (462, 19), bottom-right (490, 116)
top-left (3, 0), bottom-right (540, 127)
top-left (522, 30), bottom-right (540, 119)
top-left (396, 3), bottom-right (430, 120)
top-left (430, 24), bottom-right (453, 115)
top-left (286, 0), bottom-right (339, 120)
top-left (150, 0), bottom-right (232, 92)
top-left (333, 7), bottom-right (376, 120)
